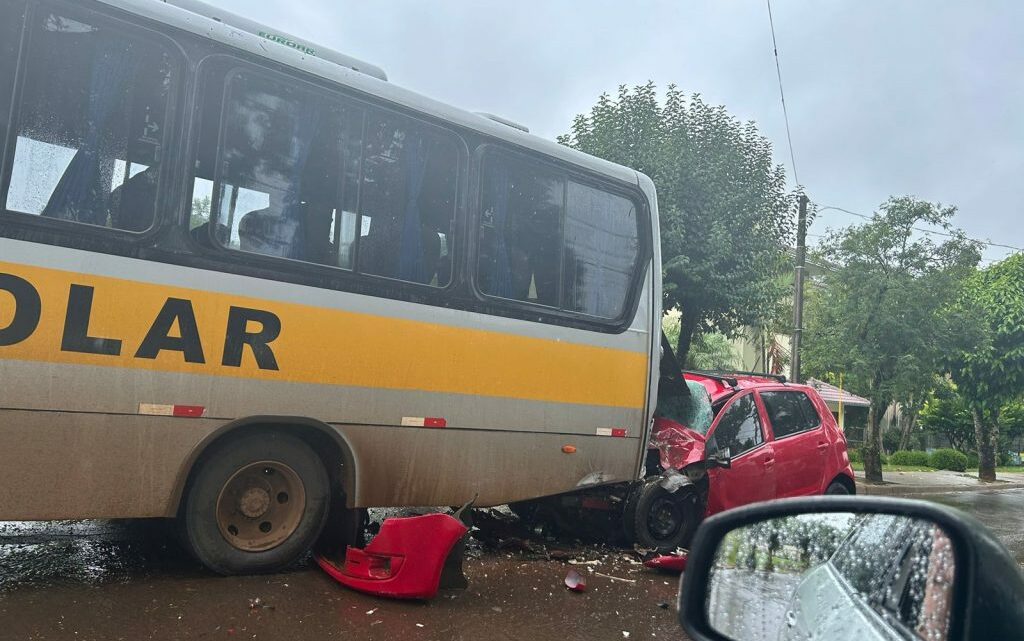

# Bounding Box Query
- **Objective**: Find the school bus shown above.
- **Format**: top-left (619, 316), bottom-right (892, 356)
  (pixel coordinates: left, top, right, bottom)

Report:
top-left (0, 0), bottom-right (661, 573)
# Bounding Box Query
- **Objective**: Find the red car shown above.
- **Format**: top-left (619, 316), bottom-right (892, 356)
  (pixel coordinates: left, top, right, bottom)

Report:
top-left (627, 371), bottom-right (855, 551)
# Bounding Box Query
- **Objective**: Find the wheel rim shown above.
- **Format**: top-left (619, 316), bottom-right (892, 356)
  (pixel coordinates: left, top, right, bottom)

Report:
top-left (647, 496), bottom-right (683, 541)
top-left (216, 460), bottom-right (306, 552)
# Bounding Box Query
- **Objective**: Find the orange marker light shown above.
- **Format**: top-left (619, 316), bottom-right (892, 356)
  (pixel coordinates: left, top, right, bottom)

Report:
top-left (562, 445), bottom-right (577, 454)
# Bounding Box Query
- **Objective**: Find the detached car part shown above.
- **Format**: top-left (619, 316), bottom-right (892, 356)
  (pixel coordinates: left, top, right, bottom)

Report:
top-left (315, 507), bottom-right (471, 600)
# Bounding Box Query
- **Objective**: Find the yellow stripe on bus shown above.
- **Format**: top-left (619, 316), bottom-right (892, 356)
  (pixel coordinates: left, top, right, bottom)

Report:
top-left (0, 261), bottom-right (648, 409)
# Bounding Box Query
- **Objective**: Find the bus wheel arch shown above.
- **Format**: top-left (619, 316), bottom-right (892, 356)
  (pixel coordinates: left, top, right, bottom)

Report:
top-left (172, 417), bottom-right (359, 573)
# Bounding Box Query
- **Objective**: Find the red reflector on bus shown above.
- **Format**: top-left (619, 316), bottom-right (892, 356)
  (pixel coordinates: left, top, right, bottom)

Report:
top-left (172, 405), bottom-right (205, 418)
top-left (611, 428), bottom-right (628, 438)
top-left (401, 416), bottom-right (447, 428)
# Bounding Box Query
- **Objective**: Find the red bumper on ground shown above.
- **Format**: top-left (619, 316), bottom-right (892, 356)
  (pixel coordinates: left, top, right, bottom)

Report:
top-left (315, 513), bottom-right (469, 600)
top-left (643, 552), bottom-right (688, 572)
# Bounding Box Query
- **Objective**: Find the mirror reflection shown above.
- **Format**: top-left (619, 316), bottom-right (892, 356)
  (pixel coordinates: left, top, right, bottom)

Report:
top-left (706, 512), bottom-right (955, 641)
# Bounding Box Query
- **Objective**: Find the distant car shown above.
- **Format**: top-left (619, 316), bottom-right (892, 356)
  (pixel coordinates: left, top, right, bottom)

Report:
top-left (634, 371), bottom-right (856, 549)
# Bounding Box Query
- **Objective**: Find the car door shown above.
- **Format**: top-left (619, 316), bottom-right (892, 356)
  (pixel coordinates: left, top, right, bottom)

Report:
top-left (759, 389), bottom-right (828, 497)
top-left (704, 391), bottom-right (776, 515)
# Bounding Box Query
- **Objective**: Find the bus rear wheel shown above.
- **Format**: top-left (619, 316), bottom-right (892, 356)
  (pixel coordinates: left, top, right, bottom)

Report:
top-left (182, 430), bottom-right (330, 575)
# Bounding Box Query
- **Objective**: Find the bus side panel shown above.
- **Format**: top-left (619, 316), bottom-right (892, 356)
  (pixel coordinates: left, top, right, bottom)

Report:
top-left (0, 407), bottom-right (639, 518)
top-left (338, 426), bottom-right (639, 508)
top-left (0, 409), bottom-right (219, 519)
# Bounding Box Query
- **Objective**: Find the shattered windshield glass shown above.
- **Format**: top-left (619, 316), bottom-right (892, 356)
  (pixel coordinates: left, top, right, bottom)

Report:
top-left (656, 380), bottom-right (714, 435)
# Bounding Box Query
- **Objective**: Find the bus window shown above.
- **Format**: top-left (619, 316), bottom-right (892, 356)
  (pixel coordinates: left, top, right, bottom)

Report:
top-left (3, 10), bottom-right (176, 232)
top-left (478, 154), bottom-right (642, 319)
top-left (478, 157), bottom-right (564, 306)
top-left (563, 181), bottom-right (639, 319)
top-left (0, 1), bottom-right (26, 145)
top-left (357, 113), bottom-right (458, 286)
top-left (212, 72), bottom-right (360, 268)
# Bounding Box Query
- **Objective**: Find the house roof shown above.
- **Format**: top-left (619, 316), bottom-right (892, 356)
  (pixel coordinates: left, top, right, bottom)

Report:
top-left (806, 378), bottom-right (872, 408)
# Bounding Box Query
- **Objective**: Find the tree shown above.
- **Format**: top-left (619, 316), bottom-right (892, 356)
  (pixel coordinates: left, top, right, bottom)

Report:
top-left (918, 382), bottom-right (975, 452)
top-left (662, 316), bottom-right (738, 370)
top-left (559, 84), bottom-right (795, 362)
top-left (947, 253), bottom-right (1024, 480)
top-left (190, 195), bottom-right (212, 229)
top-left (1001, 399), bottom-right (1024, 444)
top-left (802, 197), bottom-right (980, 482)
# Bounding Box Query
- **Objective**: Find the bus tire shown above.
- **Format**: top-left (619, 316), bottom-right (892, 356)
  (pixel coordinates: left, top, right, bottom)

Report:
top-left (631, 478), bottom-right (701, 553)
top-left (182, 430), bottom-right (330, 575)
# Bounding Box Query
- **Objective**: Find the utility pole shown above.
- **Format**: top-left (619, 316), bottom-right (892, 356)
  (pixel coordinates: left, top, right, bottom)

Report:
top-left (791, 194), bottom-right (809, 383)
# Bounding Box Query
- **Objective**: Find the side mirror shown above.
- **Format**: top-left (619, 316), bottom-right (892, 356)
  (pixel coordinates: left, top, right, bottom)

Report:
top-left (678, 496), bottom-right (1024, 641)
top-left (705, 453), bottom-right (731, 470)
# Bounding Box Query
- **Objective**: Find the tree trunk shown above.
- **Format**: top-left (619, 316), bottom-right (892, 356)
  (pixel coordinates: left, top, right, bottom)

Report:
top-left (897, 410), bottom-right (917, 452)
top-left (863, 404), bottom-right (885, 483)
top-left (973, 407), bottom-right (998, 482)
top-left (676, 306), bottom-right (701, 368)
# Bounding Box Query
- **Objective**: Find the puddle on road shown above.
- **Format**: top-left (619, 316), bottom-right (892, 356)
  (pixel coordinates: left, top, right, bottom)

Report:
top-left (0, 520), bottom-right (202, 591)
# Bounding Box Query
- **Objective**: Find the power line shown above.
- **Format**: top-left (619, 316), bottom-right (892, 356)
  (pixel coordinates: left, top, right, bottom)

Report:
top-left (815, 204), bottom-right (1024, 254)
top-left (766, 0), bottom-right (799, 186)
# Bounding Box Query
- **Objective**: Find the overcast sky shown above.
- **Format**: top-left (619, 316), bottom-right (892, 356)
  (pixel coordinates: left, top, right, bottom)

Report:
top-left (207, 0), bottom-right (1023, 264)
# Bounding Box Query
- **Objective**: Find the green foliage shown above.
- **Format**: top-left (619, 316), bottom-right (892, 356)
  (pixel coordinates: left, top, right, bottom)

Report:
top-left (948, 254), bottom-right (1024, 408)
top-left (918, 382), bottom-right (975, 452)
top-left (1000, 399), bottom-right (1024, 441)
top-left (848, 448), bottom-right (887, 465)
top-left (928, 448), bottom-right (968, 472)
top-left (882, 429), bottom-right (902, 454)
top-left (889, 450), bottom-right (930, 466)
top-left (967, 452), bottom-right (979, 469)
top-left (802, 197), bottom-right (980, 481)
top-left (663, 315), bottom-right (739, 370)
top-left (946, 254), bottom-right (1024, 479)
top-left (189, 195), bottom-right (212, 229)
top-left (560, 84), bottom-right (795, 361)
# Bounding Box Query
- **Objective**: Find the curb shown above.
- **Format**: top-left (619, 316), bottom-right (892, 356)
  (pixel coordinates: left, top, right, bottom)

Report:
top-left (855, 481), bottom-right (1024, 497)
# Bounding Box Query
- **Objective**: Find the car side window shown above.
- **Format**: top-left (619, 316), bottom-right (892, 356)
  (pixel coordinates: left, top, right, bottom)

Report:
top-left (710, 393), bottom-right (764, 458)
top-left (796, 393), bottom-right (822, 429)
top-left (761, 390), bottom-right (821, 439)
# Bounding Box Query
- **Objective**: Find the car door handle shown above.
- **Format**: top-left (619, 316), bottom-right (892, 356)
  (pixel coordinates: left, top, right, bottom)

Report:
top-left (816, 442), bottom-right (829, 452)
top-left (763, 457), bottom-right (776, 468)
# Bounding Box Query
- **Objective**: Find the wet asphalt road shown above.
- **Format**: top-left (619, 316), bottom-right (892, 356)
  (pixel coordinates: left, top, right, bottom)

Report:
top-left (2, 490), bottom-right (1023, 640)
top-left (930, 489), bottom-right (1024, 565)
top-left (0, 518), bottom-right (682, 641)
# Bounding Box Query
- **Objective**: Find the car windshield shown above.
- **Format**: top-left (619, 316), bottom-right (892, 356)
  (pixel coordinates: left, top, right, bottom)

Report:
top-left (656, 379), bottom-right (715, 435)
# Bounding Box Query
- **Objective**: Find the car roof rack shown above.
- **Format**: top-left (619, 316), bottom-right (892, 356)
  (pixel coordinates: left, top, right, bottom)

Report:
top-left (714, 370), bottom-right (788, 384)
top-left (683, 369), bottom-right (788, 385)
top-left (681, 370), bottom-right (739, 387)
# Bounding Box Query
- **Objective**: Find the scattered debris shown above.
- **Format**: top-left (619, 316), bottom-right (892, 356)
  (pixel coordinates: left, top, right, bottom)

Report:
top-left (248, 597), bottom-right (274, 611)
top-left (622, 632), bottom-right (631, 638)
top-left (657, 602), bottom-right (670, 609)
top-left (643, 551), bottom-right (688, 572)
top-left (595, 572), bottom-right (636, 584)
top-left (568, 559), bottom-right (601, 566)
top-left (564, 569), bottom-right (587, 592)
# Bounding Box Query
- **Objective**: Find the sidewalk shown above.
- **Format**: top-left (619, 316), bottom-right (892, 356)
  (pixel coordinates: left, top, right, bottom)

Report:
top-left (855, 470), bottom-right (1024, 496)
